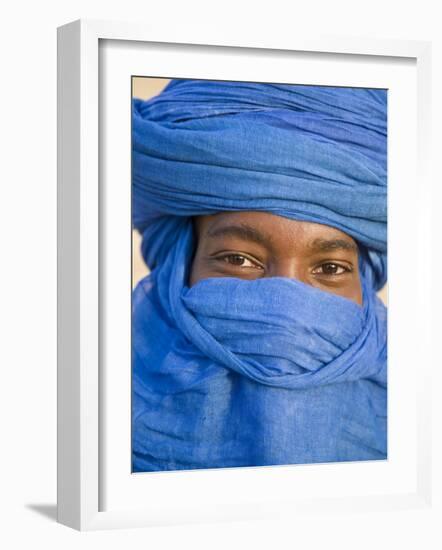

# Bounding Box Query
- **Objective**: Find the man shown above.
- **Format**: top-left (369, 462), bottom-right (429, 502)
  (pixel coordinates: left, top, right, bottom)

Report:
top-left (131, 79), bottom-right (387, 472)
top-left (189, 212), bottom-right (363, 304)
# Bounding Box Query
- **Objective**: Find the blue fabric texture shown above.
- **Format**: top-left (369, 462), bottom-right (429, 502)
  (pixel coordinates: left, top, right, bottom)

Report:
top-left (132, 80), bottom-right (387, 471)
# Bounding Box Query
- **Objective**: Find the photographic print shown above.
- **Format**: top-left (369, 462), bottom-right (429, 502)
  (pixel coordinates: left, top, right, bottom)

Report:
top-left (131, 77), bottom-right (388, 473)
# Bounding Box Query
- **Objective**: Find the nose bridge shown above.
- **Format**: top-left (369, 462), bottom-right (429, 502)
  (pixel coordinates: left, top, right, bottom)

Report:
top-left (269, 257), bottom-right (306, 282)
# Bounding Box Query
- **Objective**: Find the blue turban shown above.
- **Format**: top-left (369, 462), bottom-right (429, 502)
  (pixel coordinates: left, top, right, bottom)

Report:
top-left (132, 80), bottom-right (387, 472)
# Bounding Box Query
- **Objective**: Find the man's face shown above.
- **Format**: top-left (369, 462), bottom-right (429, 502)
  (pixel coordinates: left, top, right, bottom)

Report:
top-left (189, 211), bottom-right (363, 305)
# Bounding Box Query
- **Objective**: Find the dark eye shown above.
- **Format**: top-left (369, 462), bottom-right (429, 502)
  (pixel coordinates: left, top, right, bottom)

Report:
top-left (312, 263), bottom-right (349, 276)
top-left (220, 254), bottom-right (263, 269)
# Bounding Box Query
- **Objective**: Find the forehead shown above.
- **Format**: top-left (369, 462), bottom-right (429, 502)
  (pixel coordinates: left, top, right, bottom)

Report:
top-left (194, 211), bottom-right (358, 251)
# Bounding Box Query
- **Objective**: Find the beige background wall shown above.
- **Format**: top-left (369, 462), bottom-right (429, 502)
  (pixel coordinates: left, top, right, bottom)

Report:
top-left (132, 77), bottom-right (387, 305)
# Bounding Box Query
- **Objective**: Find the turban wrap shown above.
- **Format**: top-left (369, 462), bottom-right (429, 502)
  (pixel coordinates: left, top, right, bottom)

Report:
top-left (132, 79), bottom-right (388, 471)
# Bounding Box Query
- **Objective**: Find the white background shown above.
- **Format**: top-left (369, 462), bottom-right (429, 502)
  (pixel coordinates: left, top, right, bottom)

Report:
top-left (1, 1), bottom-right (441, 548)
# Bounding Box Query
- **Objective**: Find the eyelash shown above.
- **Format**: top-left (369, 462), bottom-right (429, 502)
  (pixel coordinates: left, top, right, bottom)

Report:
top-left (312, 263), bottom-right (352, 276)
top-left (218, 253), bottom-right (264, 270)
top-left (215, 254), bottom-right (352, 276)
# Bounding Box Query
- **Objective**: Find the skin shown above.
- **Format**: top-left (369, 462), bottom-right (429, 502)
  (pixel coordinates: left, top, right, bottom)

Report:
top-left (189, 211), bottom-right (363, 305)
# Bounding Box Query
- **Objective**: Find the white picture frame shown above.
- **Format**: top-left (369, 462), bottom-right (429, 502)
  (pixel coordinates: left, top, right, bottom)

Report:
top-left (57, 19), bottom-right (433, 531)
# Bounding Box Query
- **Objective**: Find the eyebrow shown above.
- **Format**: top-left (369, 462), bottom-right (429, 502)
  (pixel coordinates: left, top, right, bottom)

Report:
top-left (205, 223), bottom-right (357, 252)
top-left (309, 238), bottom-right (357, 252)
top-left (206, 223), bottom-right (273, 247)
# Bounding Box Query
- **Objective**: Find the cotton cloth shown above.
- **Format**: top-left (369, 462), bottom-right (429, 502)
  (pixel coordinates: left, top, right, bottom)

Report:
top-left (132, 80), bottom-right (388, 471)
